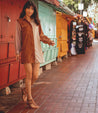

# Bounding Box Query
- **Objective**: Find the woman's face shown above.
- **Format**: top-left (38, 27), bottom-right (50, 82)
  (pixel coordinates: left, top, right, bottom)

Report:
top-left (25, 6), bottom-right (34, 17)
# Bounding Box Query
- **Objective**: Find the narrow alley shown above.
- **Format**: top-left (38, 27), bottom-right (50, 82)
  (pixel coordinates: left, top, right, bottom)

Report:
top-left (0, 40), bottom-right (98, 113)
top-left (0, 0), bottom-right (98, 113)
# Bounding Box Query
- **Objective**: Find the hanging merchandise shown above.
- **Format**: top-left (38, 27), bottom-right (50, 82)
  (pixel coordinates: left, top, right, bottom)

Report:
top-left (76, 20), bottom-right (85, 54)
top-left (70, 20), bottom-right (77, 55)
top-left (82, 17), bottom-right (92, 48)
top-left (70, 41), bottom-right (77, 55)
top-left (89, 24), bottom-right (94, 29)
top-left (87, 29), bottom-right (93, 47)
top-left (83, 21), bottom-right (89, 49)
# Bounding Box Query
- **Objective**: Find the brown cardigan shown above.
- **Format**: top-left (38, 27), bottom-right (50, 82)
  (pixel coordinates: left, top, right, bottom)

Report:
top-left (17, 17), bottom-right (52, 64)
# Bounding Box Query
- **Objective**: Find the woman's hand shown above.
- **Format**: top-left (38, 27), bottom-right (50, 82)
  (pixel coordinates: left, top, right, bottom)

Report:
top-left (16, 54), bottom-right (20, 61)
top-left (50, 41), bottom-right (55, 46)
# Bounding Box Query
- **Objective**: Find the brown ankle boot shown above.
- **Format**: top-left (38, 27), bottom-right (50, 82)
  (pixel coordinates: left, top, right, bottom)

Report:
top-left (27, 99), bottom-right (39, 109)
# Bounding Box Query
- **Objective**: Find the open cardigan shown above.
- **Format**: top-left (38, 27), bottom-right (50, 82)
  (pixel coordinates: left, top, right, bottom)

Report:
top-left (15, 17), bottom-right (52, 64)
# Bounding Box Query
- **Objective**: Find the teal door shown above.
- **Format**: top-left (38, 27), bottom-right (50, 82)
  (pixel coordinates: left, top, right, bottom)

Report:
top-left (38, 1), bottom-right (58, 67)
top-left (38, 1), bottom-right (56, 38)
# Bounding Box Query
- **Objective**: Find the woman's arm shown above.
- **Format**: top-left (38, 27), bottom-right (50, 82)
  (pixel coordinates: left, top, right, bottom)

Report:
top-left (15, 21), bottom-right (22, 55)
top-left (39, 24), bottom-right (55, 46)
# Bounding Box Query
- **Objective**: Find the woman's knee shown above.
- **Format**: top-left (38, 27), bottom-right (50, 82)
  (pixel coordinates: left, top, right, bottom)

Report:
top-left (26, 73), bottom-right (32, 80)
top-left (24, 63), bottom-right (32, 79)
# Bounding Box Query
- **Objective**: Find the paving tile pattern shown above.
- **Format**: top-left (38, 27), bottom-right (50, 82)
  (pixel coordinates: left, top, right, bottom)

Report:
top-left (1, 41), bottom-right (98, 113)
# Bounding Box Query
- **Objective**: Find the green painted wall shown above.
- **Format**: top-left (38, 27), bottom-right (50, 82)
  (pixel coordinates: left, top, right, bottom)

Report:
top-left (31, 1), bottom-right (58, 67)
top-left (38, 1), bottom-right (58, 67)
top-left (38, 1), bottom-right (56, 38)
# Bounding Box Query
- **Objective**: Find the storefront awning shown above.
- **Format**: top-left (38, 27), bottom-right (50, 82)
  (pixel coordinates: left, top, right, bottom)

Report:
top-left (39, 0), bottom-right (75, 16)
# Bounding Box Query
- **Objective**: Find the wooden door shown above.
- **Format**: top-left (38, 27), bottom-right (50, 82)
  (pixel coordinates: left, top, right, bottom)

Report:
top-left (38, 1), bottom-right (56, 38)
top-left (56, 12), bottom-right (68, 57)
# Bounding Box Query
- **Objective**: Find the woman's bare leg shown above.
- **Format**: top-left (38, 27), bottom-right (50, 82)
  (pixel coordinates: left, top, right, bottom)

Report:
top-left (24, 63), bottom-right (33, 100)
top-left (32, 63), bottom-right (40, 84)
top-left (24, 63), bottom-right (39, 108)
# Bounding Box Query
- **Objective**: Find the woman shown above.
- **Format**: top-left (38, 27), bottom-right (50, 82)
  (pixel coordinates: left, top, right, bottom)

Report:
top-left (15, 1), bottom-right (55, 109)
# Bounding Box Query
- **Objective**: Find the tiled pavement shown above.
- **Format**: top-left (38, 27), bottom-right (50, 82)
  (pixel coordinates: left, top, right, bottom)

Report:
top-left (1, 40), bottom-right (98, 113)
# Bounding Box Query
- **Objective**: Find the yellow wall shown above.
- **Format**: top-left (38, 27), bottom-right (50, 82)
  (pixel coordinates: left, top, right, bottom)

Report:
top-left (56, 12), bottom-right (68, 58)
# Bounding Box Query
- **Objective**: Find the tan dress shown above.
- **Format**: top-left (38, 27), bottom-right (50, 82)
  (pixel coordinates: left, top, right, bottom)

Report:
top-left (15, 20), bottom-right (44, 64)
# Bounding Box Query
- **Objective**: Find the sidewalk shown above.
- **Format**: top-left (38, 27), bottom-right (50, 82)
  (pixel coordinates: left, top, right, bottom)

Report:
top-left (1, 40), bottom-right (98, 113)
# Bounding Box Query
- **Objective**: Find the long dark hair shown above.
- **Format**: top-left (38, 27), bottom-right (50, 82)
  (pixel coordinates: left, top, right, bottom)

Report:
top-left (19, 1), bottom-right (40, 25)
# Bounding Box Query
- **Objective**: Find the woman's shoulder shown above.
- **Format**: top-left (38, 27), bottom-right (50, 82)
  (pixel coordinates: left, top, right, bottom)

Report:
top-left (17, 18), bottom-right (24, 22)
top-left (16, 18), bottom-right (26, 26)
